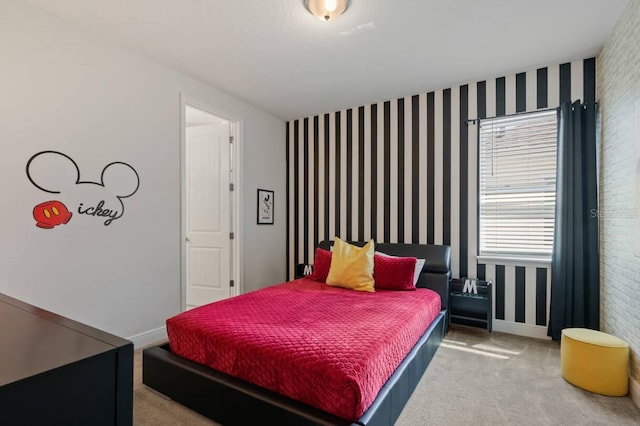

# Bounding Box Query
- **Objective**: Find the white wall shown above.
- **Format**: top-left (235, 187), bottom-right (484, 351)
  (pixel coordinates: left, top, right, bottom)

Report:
top-left (597, 0), bottom-right (640, 408)
top-left (0, 0), bottom-right (286, 344)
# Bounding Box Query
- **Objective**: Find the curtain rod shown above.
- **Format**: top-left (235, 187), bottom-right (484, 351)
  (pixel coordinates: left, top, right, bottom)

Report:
top-left (465, 101), bottom-right (597, 125)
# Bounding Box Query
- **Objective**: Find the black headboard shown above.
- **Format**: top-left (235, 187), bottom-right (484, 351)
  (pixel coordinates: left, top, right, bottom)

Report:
top-left (317, 241), bottom-right (451, 314)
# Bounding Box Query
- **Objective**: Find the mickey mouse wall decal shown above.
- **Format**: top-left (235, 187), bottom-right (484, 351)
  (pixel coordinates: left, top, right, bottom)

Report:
top-left (26, 151), bottom-right (140, 228)
top-left (32, 200), bottom-right (73, 229)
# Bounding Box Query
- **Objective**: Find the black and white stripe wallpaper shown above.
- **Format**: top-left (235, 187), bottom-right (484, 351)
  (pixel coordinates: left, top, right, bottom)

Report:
top-left (286, 58), bottom-right (596, 334)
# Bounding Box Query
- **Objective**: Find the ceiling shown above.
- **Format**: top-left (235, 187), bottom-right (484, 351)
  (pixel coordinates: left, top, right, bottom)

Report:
top-left (185, 105), bottom-right (227, 127)
top-left (25, 0), bottom-right (628, 121)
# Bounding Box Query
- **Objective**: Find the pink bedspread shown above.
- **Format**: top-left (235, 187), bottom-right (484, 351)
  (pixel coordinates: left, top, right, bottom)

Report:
top-left (166, 278), bottom-right (441, 421)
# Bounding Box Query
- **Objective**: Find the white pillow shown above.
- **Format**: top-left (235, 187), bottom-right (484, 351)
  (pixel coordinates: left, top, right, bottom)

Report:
top-left (375, 251), bottom-right (425, 285)
top-left (413, 258), bottom-right (426, 285)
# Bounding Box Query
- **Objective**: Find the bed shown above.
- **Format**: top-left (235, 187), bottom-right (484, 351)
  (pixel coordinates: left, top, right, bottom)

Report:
top-left (143, 241), bottom-right (451, 425)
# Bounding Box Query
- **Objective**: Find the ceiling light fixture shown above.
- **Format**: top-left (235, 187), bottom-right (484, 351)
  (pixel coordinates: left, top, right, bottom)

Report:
top-left (304, 0), bottom-right (351, 21)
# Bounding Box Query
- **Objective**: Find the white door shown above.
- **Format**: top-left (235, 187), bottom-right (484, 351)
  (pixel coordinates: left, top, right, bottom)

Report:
top-left (185, 124), bottom-right (232, 309)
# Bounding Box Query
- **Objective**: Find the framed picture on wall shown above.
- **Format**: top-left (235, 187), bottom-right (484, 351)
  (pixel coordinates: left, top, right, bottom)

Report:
top-left (257, 189), bottom-right (274, 225)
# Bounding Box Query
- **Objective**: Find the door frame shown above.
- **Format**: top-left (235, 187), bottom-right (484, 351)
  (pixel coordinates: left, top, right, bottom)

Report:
top-left (179, 93), bottom-right (243, 311)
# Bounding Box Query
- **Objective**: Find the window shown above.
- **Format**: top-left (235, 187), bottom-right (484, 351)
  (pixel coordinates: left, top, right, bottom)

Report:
top-left (478, 110), bottom-right (557, 260)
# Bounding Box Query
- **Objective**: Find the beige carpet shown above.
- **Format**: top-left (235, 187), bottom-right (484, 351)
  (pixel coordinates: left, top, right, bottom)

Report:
top-left (134, 325), bottom-right (640, 425)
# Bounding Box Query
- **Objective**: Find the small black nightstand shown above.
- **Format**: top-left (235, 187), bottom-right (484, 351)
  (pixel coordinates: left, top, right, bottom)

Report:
top-left (449, 278), bottom-right (492, 332)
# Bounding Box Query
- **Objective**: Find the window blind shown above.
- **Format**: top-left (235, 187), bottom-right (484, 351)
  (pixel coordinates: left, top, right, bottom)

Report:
top-left (478, 110), bottom-right (557, 258)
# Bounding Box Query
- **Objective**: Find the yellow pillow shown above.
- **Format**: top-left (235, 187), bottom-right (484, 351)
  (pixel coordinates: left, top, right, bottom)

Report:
top-left (326, 238), bottom-right (375, 292)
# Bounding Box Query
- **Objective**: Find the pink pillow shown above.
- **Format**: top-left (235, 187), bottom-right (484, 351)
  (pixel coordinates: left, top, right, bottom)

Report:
top-left (373, 254), bottom-right (417, 291)
top-left (308, 248), bottom-right (332, 282)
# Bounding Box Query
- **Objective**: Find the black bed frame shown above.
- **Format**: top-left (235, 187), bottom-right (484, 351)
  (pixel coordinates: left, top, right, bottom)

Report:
top-left (143, 242), bottom-right (451, 426)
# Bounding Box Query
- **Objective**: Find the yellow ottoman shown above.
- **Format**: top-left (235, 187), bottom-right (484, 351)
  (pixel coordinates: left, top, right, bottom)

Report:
top-left (561, 328), bottom-right (629, 396)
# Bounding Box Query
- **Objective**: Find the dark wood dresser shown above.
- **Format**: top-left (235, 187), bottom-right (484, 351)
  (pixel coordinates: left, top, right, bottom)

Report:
top-left (0, 292), bottom-right (133, 425)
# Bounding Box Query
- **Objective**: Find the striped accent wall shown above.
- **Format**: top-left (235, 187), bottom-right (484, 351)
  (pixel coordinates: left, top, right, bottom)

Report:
top-left (286, 58), bottom-right (596, 337)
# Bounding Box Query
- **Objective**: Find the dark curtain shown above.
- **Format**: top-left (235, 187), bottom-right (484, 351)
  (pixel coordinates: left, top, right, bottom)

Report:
top-left (548, 100), bottom-right (599, 340)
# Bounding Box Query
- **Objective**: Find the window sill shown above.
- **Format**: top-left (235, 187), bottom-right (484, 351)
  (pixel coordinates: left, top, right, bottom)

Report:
top-left (476, 255), bottom-right (551, 267)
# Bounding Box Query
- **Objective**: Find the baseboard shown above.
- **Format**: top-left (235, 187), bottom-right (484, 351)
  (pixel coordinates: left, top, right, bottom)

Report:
top-left (492, 320), bottom-right (551, 340)
top-left (630, 376), bottom-right (640, 409)
top-left (127, 326), bottom-right (167, 349)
